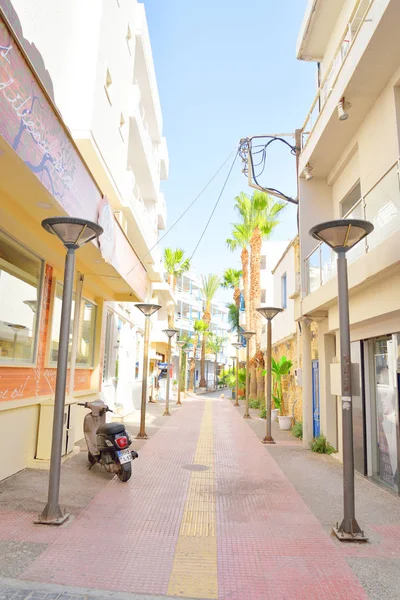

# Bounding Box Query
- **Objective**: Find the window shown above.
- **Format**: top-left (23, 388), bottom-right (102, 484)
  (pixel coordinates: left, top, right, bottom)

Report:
top-left (50, 282), bottom-right (96, 367)
top-left (260, 289), bottom-right (266, 304)
top-left (135, 331), bottom-right (143, 379)
top-left (0, 231), bottom-right (43, 364)
top-left (281, 273), bottom-right (287, 309)
top-left (260, 255), bottom-right (266, 270)
top-left (341, 181), bottom-right (361, 217)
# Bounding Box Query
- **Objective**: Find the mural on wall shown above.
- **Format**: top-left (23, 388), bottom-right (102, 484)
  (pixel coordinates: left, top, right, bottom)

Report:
top-left (0, 264), bottom-right (91, 402)
top-left (0, 14), bottom-right (148, 299)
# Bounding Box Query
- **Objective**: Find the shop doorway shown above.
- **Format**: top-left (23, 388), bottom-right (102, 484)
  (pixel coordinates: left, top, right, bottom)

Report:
top-left (369, 336), bottom-right (399, 491)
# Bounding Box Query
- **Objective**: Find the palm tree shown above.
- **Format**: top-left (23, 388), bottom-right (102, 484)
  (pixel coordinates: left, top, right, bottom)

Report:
top-left (227, 302), bottom-right (240, 338)
top-left (247, 191), bottom-right (285, 353)
top-left (226, 218), bottom-right (252, 339)
top-left (163, 248), bottom-right (190, 326)
top-left (188, 319), bottom-right (208, 391)
top-left (221, 268), bottom-right (242, 308)
top-left (199, 274), bottom-right (221, 388)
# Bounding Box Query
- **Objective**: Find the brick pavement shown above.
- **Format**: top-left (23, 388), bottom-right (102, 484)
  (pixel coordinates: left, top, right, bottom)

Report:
top-left (0, 395), bottom-right (373, 599)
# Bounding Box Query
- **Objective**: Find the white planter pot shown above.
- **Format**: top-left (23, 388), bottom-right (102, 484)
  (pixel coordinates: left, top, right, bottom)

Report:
top-left (278, 415), bottom-right (292, 430)
top-left (271, 409), bottom-right (279, 422)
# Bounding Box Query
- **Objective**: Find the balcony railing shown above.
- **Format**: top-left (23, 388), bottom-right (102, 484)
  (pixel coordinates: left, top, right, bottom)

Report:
top-left (305, 161), bottom-right (400, 294)
top-left (301, 0), bottom-right (373, 150)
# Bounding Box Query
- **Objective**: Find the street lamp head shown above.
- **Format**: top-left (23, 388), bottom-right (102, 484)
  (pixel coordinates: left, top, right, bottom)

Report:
top-left (310, 219), bottom-right (374, 254)
top-left (23, 300), bottom-right (38, 313)
top-left (183, 348), bottom-right (191, 355)
top-left (135, 303), bottom-right (161, 317)
top-left (232, 342), bottom-right (243, 350)
top-left (241, 331), bottom-right (256, 340)
top-left (230, 355), bottom-right (237, 361)
top-left (163, 328), bottom-right (178, 339)
top-left (42, 217), bottom-right (103, 249)
top-left (256, 306), bottom-right (283, 321)
top-left (176, 340), bottom-right (186, 348)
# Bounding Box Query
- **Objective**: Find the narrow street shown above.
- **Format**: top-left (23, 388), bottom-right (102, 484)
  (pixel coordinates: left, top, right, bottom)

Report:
top-left (1, 394), bottom-right (397, 600)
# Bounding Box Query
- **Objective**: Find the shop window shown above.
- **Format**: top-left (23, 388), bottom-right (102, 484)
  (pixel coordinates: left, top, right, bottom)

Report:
top-left (50, 282), bottom-right (96, 367)
top-left (0, 231), bottom-right (43, 365)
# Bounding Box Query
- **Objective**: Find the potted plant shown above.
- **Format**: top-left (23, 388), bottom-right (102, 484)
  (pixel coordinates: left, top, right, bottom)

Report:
top-left (271, 356), bottom-right (293, 430)
top-left (237, 368), bottom-right (246, 398)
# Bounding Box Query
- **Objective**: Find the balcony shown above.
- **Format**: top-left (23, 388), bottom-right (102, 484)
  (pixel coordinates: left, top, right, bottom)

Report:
top-left (299, 0), bottom-right (400, 177)
top-left (128, 84), bottom-right (160, 200)
top-left (157, 192), bottom-right (167, 230)
top-left (305, 160), bottom-right (400, 295)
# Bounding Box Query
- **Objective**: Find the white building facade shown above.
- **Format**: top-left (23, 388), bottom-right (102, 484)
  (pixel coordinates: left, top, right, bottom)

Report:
top-left (5, 0), bottom-right (172, 417)
top-left (296, 0), bottom-right (400, 493)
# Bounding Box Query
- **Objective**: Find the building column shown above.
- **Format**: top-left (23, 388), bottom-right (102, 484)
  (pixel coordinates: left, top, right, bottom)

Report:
top-left (318, 321), bottom-right (337, 449)
top-left (302, 319), bottom-right (313, 448)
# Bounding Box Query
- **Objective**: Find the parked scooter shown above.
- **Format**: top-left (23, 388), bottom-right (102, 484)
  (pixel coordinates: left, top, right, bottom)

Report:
top-left (78, 400), bottom-right (138, 482)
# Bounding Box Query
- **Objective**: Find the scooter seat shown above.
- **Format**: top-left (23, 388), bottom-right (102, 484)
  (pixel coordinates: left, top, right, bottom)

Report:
top-left (97, 422), bottom-right (125, 435)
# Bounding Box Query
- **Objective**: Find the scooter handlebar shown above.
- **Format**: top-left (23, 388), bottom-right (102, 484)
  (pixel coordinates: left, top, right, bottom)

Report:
top-left (77, 402), bottom-right (87, 407)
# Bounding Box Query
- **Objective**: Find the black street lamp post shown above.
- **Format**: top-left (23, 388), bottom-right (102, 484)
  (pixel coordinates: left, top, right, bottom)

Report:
top-left (37, 217), bottom-right (103, 525)
top-left (256, 307), bottom-right (283, 444)
top-left (310, 218), bottom-right (373, 541)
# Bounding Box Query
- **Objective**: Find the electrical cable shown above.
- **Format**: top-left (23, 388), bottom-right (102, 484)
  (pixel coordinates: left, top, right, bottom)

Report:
top-left (126, 147), bottom-right (236, 275)
top-left (189, 150), bottom-right (238, 261)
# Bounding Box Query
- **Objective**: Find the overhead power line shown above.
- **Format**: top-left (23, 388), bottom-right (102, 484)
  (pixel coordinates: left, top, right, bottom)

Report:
top-left (126, 147), bottom-right (237, 275)
top-left (189, 150), bottom-right (238, 261)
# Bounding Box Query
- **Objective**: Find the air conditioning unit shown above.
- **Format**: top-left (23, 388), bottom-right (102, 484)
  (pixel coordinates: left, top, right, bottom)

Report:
top-left (114, 210), bottom-right (128, 235)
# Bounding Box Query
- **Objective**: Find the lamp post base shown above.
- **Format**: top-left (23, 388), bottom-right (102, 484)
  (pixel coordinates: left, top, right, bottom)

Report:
top-left (262, 436), bottom-right (275, 445)
top-left (136, 431), bottom-right (148, 439)
top-left (332, 520), bottom-right (368, 542)
top-left (163, 409), bottom-right (171, 416)
top-left (35, 505), bottom-right (69, 526)
top-left (243, 414), bottom-right (251, 419)
top-left (234, 401), bottom-right (239, 407)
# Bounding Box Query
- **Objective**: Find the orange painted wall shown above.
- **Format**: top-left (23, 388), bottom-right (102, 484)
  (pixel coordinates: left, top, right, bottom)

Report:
top-left (0, 264), bottom-right (92, 403)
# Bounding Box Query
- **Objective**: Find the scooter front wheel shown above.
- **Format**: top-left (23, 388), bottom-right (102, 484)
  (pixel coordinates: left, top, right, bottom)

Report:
top-left (117, 463), bottom-right (132, 482)
top-left (88, 451), bottom-right (96, 466)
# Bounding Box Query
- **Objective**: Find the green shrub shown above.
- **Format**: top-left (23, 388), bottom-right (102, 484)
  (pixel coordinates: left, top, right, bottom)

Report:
top-left (311, 435), bottom-right (336, 455)
top-left (259, 406), bottom-right (267, 419)
top-left (249, 399), bottom-right (260, 409)
top-left (292, 421), bottom-right (303, 440)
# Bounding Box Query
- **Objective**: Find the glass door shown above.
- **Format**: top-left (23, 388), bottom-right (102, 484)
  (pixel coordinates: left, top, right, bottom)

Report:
top-left (372, 336), bottom-right (399, 490)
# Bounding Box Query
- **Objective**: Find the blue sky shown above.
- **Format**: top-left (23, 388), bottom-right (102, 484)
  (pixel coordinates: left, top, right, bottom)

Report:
top-left (144, 0), bottom-right (315, 298)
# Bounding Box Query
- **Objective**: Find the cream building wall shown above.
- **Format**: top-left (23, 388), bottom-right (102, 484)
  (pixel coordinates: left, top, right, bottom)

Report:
top-left (296, 0), bottom-right (400, 486)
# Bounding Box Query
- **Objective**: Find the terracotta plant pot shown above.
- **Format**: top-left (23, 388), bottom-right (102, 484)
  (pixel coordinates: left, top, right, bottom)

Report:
top-left (278, 415), bottom-right (292, 430)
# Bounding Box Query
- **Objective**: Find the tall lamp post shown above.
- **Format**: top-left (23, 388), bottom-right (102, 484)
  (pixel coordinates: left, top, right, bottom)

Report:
top-left (257, 307), bottom-right (283, 444)
top-left (135, 303), bottom-right (161, 438)
top-left (176, 340), bottom-right (186, 405)
top-left (232, 342), bottom-right (243, 407)
top-left (183, 347), bottom-right (191, 396)
top-left (38, 217), bottom-right (103, 525)
top-left (242, 331), bottom-right (256, 418)
top-left (310, 218), bottom-right (373, 541)
top-left (163, 328), bottom-right (178, 416)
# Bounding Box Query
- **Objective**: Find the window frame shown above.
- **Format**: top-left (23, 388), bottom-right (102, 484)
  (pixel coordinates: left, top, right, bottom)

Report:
top-left (0, 228), bottom-right (44, 367)
top-left (48, 278), bottom-right (97, 369)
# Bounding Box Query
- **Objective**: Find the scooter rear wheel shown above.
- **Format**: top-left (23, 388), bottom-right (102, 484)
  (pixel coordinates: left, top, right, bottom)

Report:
top-left (117, 464), bottom-right (132, 482)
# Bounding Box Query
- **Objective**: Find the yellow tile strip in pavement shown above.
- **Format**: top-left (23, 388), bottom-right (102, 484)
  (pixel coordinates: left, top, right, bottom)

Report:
top-left (167, 400), bottom-right (218, 599)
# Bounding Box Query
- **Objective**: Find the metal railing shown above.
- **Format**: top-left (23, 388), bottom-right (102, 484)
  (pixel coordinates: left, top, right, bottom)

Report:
top-left (305, 161), bottom-right (400, 294)
top-left (301, 0), bottom-right (374, 149)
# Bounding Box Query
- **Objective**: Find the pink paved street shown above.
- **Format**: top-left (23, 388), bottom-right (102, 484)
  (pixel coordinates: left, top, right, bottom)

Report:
top-left (3, 397), bottom-right (370, 599)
